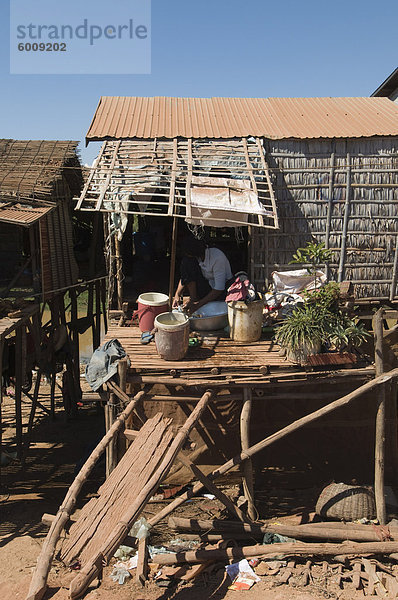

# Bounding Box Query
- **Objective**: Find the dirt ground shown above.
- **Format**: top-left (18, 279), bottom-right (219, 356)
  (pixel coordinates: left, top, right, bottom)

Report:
top-left (0, 387), bottom-right (393, 600)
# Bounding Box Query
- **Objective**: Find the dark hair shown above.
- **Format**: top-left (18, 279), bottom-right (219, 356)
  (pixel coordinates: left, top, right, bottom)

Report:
top-left (181, 236), bottom-right (206, 258)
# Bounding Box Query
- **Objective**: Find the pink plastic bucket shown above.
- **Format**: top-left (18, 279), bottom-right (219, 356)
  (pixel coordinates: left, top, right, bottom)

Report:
top-left (133, 292), bottom-right (169, 332)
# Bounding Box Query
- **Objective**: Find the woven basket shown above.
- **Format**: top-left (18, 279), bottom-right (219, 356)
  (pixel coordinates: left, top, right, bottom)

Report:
top-left (315, 482), bottom-right (376, 521)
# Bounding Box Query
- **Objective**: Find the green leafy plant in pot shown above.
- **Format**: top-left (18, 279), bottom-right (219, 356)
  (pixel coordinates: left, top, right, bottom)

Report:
top-left (275, 303), bottom-right (327, 364)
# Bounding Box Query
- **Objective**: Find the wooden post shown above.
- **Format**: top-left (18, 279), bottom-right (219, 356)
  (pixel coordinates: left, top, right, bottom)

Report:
top-left (240, 387), bottom-right (256, 520)
top-left (69, 289), bottom-right (80, 394)
top-left (115, 236), bottom-right (123, 310)
top-left (15, 326), bottom-right (23, 459)
top-left (105, 393), bottom-right (118, 477)
top-left (168, 217), bottom-right (178, 308)
top-left (94, 280), bottom-right (101, 350)
top-left (373, 308), bottom-right (386, 524)
top-left (337, 153), bottom-right (351, 283)
top-left (100, 278), bottom-right (108, 334)
top-left (117, 358), bottom-right (128, 460)
top-left (325, 152), bottom-right (335, 281)
top-left (136, 537), bottom-right (149, 586)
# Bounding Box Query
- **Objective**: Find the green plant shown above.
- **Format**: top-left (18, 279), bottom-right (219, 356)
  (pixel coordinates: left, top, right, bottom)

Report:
top-left (328, 319), bottom-right (370, 352)
top-left (275, 304), bottom-right (327, 351)
top-left (303, 281), bottom-right (340, 314)
top-left (290, 241), bottom-right (333, 289)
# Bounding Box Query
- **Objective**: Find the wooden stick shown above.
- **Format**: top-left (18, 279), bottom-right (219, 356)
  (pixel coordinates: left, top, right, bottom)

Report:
top-left (240, 387), bottom-right (256, 520)
top-left (177, 455), bottom-right (253, 524)
top-left (25, 390), bottom-right (146, 600)
top-left (136, 537), bottom-right (149, 586)
top-left (168, 216), bottom-right (178, 309)
top-left (149, 369), bottom-right (398, 527)
top-left (153, 541), bottom-right (398, 566)
top-left (69, 390), bottom-right (214, 600)
top-left (168, 517), bottom-right (398, 543)
top-left (373, 308), bottom-right (387, 525)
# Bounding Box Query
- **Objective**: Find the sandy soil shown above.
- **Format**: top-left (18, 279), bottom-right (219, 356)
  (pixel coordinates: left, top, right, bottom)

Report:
top-left (0, 388), bottom-right (391, 600)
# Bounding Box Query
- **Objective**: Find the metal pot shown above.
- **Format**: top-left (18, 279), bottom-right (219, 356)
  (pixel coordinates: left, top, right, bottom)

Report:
top-left (190, 301), bottom-right (228, 331)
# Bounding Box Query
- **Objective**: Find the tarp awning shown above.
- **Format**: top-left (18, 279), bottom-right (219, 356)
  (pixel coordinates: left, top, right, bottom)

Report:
top-left (76, 137), bottom-right (279, 229)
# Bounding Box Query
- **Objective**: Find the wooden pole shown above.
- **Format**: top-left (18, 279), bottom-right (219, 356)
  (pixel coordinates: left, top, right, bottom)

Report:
top-left (25, 390), bottom-right (146, 600)
top-left (325, 152), bottom-right (335, 281)
top-left (168, 216), bottom-right (178, 308)
top-left (337, 153), bottom-right (351, 282)
top-left (240, 387), bottom-right (256, 520)
top-left (69, 390), bottom-right (214, 600)
top-left (373, 308), bottom-right (387, 524)
top-left (105, 393), bottom-right (118, 477)
top-left (168, 516), bottom-right (398, 543)
top-left (94, 280), bottom-right (101, 350)
top-left (115, 236), bottom-right (123, 310)
top-left (153, 540), bottom-right (398, 566)
top-left (149, 369), bottom-right (398, 528)
top-left (15, 326), bottom-right (23, 459)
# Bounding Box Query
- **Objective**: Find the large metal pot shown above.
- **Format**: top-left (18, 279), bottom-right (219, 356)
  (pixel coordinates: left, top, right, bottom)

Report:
top-left (190, 301), bottom-right (228, 331)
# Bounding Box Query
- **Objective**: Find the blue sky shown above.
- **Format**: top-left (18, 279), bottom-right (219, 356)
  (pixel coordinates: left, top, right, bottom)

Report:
top-left (1, 0), bottom-right (397, 165)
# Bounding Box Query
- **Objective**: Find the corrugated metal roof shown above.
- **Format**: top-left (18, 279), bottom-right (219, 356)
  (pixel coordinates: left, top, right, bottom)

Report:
top-left (0, 203), bottom-right (54, 226)
top-left (86, 96), bottom-right (398, 141)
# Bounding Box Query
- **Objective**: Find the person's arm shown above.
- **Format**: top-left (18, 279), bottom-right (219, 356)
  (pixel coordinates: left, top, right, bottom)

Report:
top-left (185, 288), bottom-right (222, 313)
top-left (172, 279), bottom-right (184, 308)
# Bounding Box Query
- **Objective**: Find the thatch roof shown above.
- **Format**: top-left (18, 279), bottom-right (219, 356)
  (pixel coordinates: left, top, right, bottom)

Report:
top-left (0, 139), bottom-right (83, 204)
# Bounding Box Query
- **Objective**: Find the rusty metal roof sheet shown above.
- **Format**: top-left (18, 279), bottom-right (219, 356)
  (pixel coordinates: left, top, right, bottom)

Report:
top-left (86, 96), bottom-right (398, 141)
top-left (0, 203), bottom-right (54, 226)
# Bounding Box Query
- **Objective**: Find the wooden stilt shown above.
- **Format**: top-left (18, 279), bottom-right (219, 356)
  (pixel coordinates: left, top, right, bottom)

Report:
top-left (15, 326), bottom-right (23, 460)
top-left (240, 387), bottom-right (256, 520)
top-left (0, 340), bottom-right (3, 485)
top-left (168, 217), bottom-right (178, 307)
top-left (100, 278), bottom-right (108, 334)
top-left (115, 236), bottom-right (123, 310)
top-left (94, 280), bottom-right (101, 350)
top-left (373, 308), bottom-right (386, 524)
top-left (105, 393), bottom-right (118, 477)
top-left (26, 371), bottom-right (42, 436)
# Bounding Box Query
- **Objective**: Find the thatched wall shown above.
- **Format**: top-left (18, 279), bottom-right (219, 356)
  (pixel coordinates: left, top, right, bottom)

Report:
top-left (252, 137), bottom-right (398, 300)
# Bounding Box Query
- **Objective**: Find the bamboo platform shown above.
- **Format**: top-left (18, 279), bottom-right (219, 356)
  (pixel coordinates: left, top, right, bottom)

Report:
top-left (103, 322), bottom-right (296, 375)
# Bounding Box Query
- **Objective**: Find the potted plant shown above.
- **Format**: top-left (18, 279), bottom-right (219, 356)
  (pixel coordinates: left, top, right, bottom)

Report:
top-left (275, 303), bottom-right (326, 364)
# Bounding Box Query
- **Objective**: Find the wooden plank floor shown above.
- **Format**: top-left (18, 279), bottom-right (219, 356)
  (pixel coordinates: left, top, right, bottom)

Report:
top-left (104, 323), bottom-right (295, 373)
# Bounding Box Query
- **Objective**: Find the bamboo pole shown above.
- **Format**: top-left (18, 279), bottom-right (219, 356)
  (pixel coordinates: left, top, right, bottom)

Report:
top-left (69, 390), bottom-right (214, 599)
top-left (26, 390), bottom-right (146, 600)
top-left (373, 308), bottom-right (387, 524)
top-left (325, 152), bottom-right (335, 281)
top-left (168, 217), bottom-right (178, 308)
top-left (337, 153), bottom-right (351, 283)
top-left (168, 516), bottom-right (398, 543)
top-left (153, 540), bottom-right (398, 566)
top-left (115, 236), bottom-right (123, 310)
top-left (240, 387), bottom-right (256, 520)
top-left (149, 369), bottom-right (398, 528)
top-left (14, 326), bottom-right (23, 459)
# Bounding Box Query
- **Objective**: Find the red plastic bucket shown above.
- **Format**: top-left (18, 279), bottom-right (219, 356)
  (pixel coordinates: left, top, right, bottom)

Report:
top-left (133, 292), bottom-right (169, 332)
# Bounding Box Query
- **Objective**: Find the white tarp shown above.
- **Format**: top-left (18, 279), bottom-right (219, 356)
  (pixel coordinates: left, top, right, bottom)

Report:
top-left (186, 176), bottom-right (272, 228)
top-left (272, 269), bottom-right (327, 294)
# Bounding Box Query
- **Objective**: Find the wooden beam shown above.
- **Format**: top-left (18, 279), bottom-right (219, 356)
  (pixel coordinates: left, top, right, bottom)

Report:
top-left (185, 138), bottom-right (193, 219)
top-left (255, 138), bottom-right (278, 229)
top-left (167, 138), bottom-right (178, 216)
top-left (337, 153), bottom-right (351, 282)
top-left (75, 142), bottom-right (106, 210)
